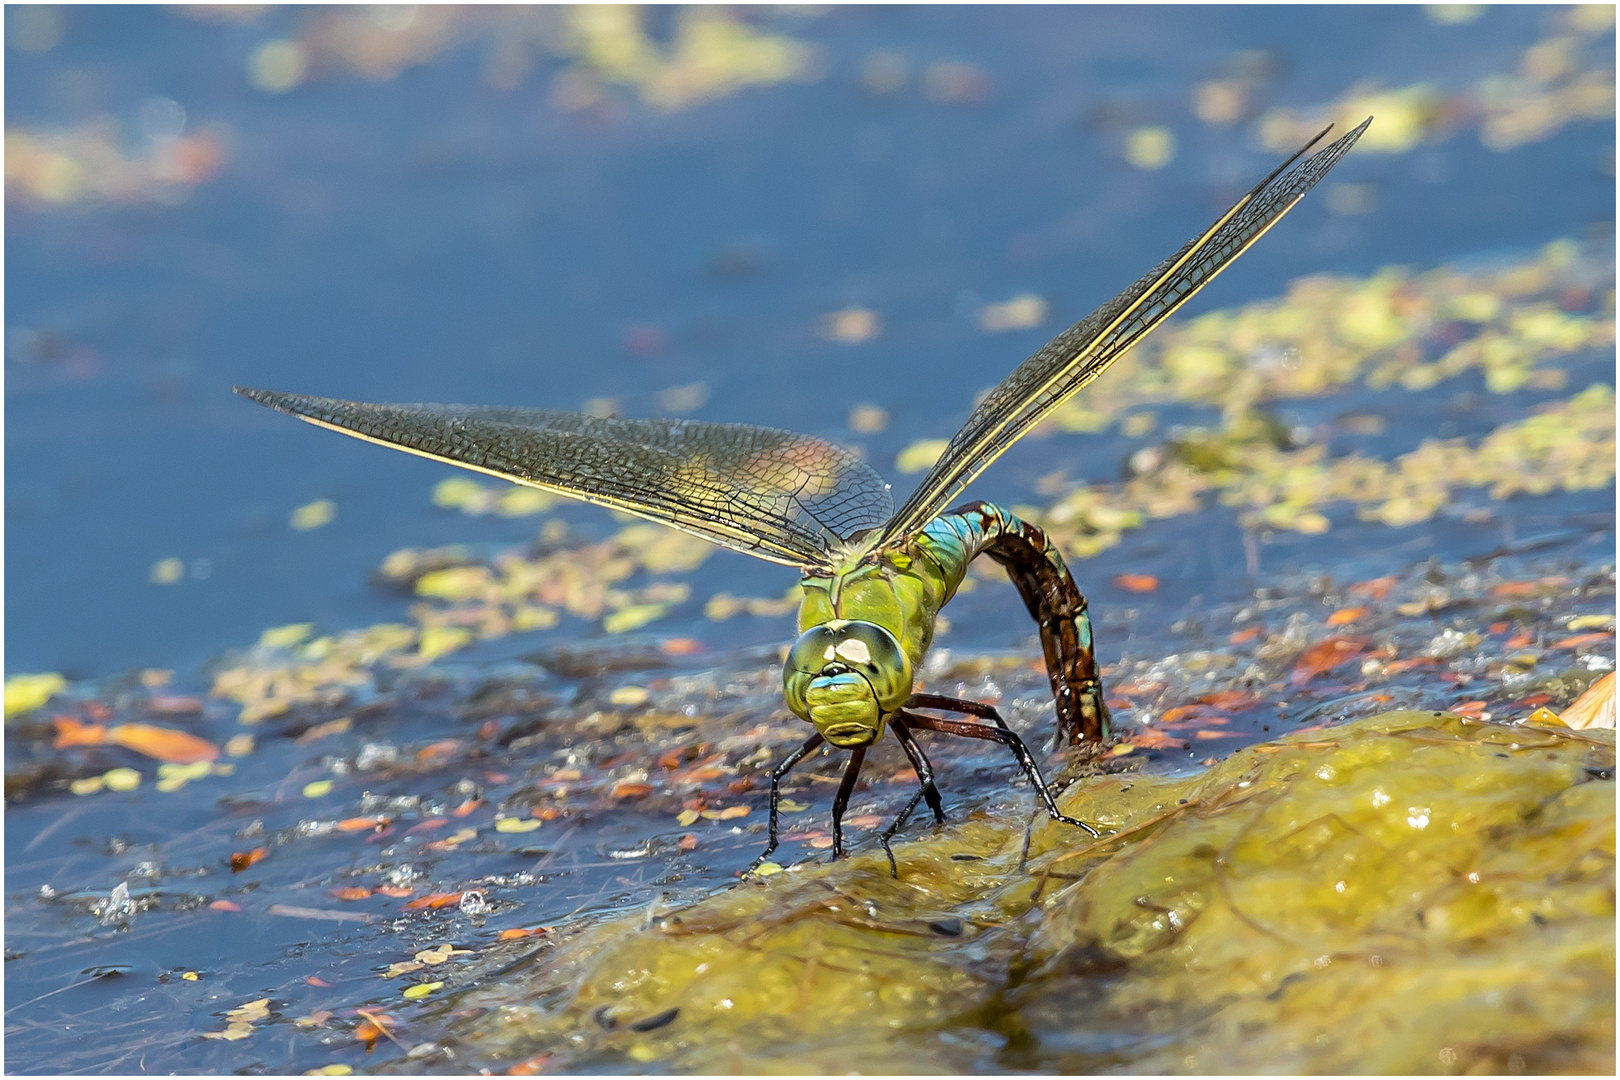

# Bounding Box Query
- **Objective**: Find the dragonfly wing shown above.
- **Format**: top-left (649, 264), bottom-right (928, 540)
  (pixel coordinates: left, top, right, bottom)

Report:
top-left (234, 388), bottom-right (894, 570)
top-left (879, 118), bottom-right (1371, 547)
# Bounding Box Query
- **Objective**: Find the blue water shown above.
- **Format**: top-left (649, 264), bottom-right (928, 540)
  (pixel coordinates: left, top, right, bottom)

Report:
top-left (6, 5), bottom-right (1613, 675)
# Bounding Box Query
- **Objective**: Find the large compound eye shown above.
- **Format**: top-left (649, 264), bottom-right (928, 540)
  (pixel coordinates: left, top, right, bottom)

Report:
top-left (782, 620), bottom-right (912, 720)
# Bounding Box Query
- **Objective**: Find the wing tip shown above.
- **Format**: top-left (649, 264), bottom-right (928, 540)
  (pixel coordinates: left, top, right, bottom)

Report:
top-left (233, 385), bottom-right (287, 409)
top-left (234, 385), bottom-right (334, 418)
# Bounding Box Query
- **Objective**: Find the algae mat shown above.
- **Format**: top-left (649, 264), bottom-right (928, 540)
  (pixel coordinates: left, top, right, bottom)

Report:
top-left (441, 711), bottom-right (1615, 1074)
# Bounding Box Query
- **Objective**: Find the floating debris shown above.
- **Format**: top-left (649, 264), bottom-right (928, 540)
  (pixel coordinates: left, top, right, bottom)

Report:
top-left (226, 6), bottom-right (820, 113)
top-left (978, 293), bottom-right (1049, 332)
top-left (1124, 126), bottom-right (1176, 170)
top-left (5, 118), bottom-right (228, 208)
top-left (819, 307), bottom-right (881, 345)
top-left (1256, 14), bottom-right (1613, 156)
top-left (290, 499), bottom-right (337, 531)
top-left (4, 673), bottom-right (66, 718)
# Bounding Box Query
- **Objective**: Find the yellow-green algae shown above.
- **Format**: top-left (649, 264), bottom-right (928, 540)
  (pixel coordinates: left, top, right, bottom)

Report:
top-left (452, 711), bottom-right (1613, 1073)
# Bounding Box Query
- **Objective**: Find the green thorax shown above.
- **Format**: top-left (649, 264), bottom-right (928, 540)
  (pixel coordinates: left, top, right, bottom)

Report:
top-left (797, 506), bottom-right (1006, 672)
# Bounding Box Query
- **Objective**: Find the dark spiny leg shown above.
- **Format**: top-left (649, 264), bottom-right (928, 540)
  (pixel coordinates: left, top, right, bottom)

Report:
top-left (879, 714), bottom-right (945, 877)
top-left (951, 501), bottom-right (1111, 746)
top-left (746, 732), bottom-right (824, 875)
top-left (889, 715), bottom-right (945, 823)
top-left (829, 745), bottom-right (867, 859)
top-left (908, 692), bottom-right (1014, 731)
top-left (880, 786), bottom-right (928, 878)
top-left (904, 709), bottom-right (1101, 838)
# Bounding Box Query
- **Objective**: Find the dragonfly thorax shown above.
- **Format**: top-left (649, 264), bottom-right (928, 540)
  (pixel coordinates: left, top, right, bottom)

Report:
top-left (783, 620), bottom-right (912, 747)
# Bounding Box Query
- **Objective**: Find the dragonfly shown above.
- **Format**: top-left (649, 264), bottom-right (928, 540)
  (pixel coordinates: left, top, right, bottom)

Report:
top-left (237, 119), bottom-right (1368, 874)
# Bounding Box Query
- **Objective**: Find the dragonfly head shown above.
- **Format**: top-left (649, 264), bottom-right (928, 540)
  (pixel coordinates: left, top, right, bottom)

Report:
top-left (783, 620), bottom-right (912, 748)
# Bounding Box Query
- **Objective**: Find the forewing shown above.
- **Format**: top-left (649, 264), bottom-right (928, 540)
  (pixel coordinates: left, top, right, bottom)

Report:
top-left (880, 118), bottom-right (1371, 546)
top-left (234, 388), bottom-right (894, 570)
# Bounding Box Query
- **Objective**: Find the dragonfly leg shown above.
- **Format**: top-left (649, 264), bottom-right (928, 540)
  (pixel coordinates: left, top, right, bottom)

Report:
top-left (903, 702), bottom-right (1101, 838)
top-left (829, 745), bottom-right (868, 860)
top-left (906, 691), bottom-right (1014, 730)
top-left (879, 714), bottom-right (946, 878)
top-left (949, 502), bottom-right (1112, 746)
top-left (890, 714), bottom-right (946, 823)
top-left (746, 732), bottom-right (824, 875)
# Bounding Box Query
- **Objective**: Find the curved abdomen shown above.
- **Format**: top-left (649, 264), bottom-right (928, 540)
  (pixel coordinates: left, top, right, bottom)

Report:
top-left (912, 502), bottom-right (1110, 745)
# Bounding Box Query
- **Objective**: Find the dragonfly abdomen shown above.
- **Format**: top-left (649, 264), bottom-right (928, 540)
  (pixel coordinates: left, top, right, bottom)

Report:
top-left (913, 503), bottom-right (1110, 744)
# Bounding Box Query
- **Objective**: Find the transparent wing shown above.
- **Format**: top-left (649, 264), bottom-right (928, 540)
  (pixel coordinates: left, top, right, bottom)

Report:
top-left (234, 388), bottom-right (894, 570)
top-left (879, 118), bottom-right (1371, 547)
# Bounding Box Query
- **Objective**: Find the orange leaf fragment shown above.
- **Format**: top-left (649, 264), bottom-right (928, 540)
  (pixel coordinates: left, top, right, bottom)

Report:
top-left (1384, 656), bottom-right (1443, 674)
top-left (209, 899), bottom-right (242, 912)
top-left (498, 926), bottom-right (551, 940)
top-left (404, 891), bottom-right (464, 910)
top-left (405, 817), bottom-right (449, 834)
top-left (1113, 573), bottom-right (1159, 593)
top-left (1561, 672), bottom-right (1615, 730)
top-left (1505, 632), bottom-right (1534, 650)
top-left (1449, 701), bottom-right (1489, 719)
top-left (52, 716), bottom-right (108, 749)
top-left (106, 723), bottom-right (218, 763)
top-left (660, 637), bottom-right (705, 656)
top-left (1229, 626), bottom-right (1263, 645)
top-left (336, 816), bottom-right (390, 833)
top-left (509, 1053), bottom-right (553, 1075)
top-left (230, 848), bottom-right (269, 872)
top-left (1488, 622), bottom-right (1509, 635)
top-left (1123, 728), bottom-right (1181, 749)
top-left (331, 886), bottom-right (373, 901)
top-left (1551, 632), bottom-right (1614, 650)
top-left (1199, 691), bottom-right (1262, 711)
top-left (374, 885), bottom-right (413, 898)
top-left (452, 798), bottom-right (482, 818)
top-left (1327, 607), bottom-right (1367, 627)
top-left (1290, 637), bottom-right (1366, 687)
top-left (351, 1016), bottom-right (395, 1055)
top-left (416, 739), bottom-right (461, 762)
top-left (305, 975), bottom-right (331, 987)
top-left (1489, 581), bottom-right (1541, 598)
top-left (1348, 576), bottom-right (1397, 600)
top-left (1159, 705), bottom-right (1203, 725)
top-left (679, 833), bottom-right (698, 852)
top-left (1194, 729), bottom-right (1240, 740)
top-left (612, 781), bottom-right (655, 799)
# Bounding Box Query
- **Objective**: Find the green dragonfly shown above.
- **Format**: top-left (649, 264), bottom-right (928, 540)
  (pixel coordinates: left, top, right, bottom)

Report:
top-left (237, 119), bottom-right (1368, 873)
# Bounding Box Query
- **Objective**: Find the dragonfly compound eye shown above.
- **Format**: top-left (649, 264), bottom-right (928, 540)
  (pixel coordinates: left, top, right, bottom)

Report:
top-left (782, 620), bottom-right (912, 747)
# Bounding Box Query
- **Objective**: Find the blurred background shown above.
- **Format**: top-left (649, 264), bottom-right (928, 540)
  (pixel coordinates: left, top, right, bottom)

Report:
top-left (6, 3), bottom-right (1615, 681)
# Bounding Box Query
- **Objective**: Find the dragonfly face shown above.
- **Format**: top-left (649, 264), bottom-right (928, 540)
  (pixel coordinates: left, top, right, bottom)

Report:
top-left (782, 620), bottom-right (912, 747)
